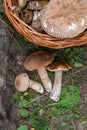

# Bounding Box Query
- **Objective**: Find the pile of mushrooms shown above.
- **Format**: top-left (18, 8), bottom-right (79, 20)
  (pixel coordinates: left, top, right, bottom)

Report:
top-left (17, 0), bottom-right (87, 38)
top-left (14, 50), bottom-right (72, 102)
top-left (18, 0), bottom-right (49, 32)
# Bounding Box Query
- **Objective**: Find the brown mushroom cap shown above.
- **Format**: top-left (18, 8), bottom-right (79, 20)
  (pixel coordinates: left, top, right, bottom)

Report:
top-left (19, 9), bottom-right (33, 25)
top-left (41, 0), bottom-right (87, 38)
top-left (24, 50), bottom-right (54, 71)
top-left (27, 1), bottom-right (43, 10)
top-left (14, 73), bottom-right (29, 92)
top-left (47, 62), bottom-right (72, 71)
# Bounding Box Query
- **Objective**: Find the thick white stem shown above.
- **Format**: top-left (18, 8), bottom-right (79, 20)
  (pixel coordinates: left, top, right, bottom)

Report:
top-left (50, 70), bottom-right (62, 101)
top-left (37, 68), bottom-right (52, 92)
top-left (29, 79), bottom-right (44, 94)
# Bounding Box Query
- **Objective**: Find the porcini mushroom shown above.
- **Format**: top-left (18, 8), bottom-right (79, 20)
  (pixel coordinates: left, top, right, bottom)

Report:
top-left (24, 51), bottom-right (54, 92)
top-left (14, 73), bottom-right (44, 93)
top-left (41, 0), bottom-right (87, 38)
top-left (47, 62), bottom-right (72, 101)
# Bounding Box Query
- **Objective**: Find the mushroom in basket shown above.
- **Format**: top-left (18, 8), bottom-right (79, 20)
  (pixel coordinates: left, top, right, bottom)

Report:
top-left (18, 0), bottom-right (49, 10)
top-left (19, 8), bottom-right (33, 25)
top-left (26, 0), bottom-right (44, 32)
top-left (26, 0), bottom-right (43, 10)
top-left (24, 50), bottom-right (54, 92)
top-left (14, 73), bottom-right (44, 93)
top-left (18, 0), bottom-right (44, 32)
top-left (40, 0), bottom-right (87, 38)
top-left (47, 62), bottom-right (72, 101)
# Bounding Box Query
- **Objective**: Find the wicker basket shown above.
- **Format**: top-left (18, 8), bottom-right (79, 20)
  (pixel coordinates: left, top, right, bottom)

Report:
top-left (3, 0), bottom-right (87, 49)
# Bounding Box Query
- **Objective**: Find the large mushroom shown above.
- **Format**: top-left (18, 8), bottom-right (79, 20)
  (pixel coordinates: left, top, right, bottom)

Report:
top-left (47, 62), bottom-right (72, 101)
top-left (24, 50), bottom-right (54, 92)
top-left (41, 0), bottom-right (87, 38)
top-left (14, 73), bottom-right (44, 93)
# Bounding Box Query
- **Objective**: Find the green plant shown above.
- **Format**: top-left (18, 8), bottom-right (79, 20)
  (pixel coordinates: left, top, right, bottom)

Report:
top-left (44, 85), bottom-right (81, 109)
top-left (64, 47), bottom-right (85, 67)
top-left (16, 125), bottom-right (28, 130)
top-left (29, 115), bottom-right (49, 130)
top-left (20, 108), bottom-right (28, 117)
top-left (13, 84), bottom-right (81, 130)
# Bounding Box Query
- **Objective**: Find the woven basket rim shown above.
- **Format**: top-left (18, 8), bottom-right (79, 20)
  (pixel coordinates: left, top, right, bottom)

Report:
top-left (3, 0), bottom-right (87, 49)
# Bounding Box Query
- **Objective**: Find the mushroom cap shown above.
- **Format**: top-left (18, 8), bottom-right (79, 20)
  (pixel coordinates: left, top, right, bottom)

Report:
top-left (41, 0), bottom-right (87, 38)
top-left (14, 73), bottom-right (29, 92)
top-left (27, 1), bottom-right (43, 10)
top-left (46, 62), bottom-right (72, 71)
top-left (19, 9), bottom-right (33, 25)
top-left (24, 50), bottom-right (54, 71)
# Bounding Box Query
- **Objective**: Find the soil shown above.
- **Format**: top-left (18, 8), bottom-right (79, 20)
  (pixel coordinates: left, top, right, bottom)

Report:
top-left (0, 2), bottom-right (87, 130)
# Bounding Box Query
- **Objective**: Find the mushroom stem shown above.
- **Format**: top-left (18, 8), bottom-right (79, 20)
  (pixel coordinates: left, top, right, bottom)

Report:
top-left (50, 70), bottom-right (62, 101)
top-left (29, 79), bottom-right (44, 94)
top-left (37, 68), bottom-right (52, 92)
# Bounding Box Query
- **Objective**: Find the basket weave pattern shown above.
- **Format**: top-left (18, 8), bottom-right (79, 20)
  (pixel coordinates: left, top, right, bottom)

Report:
top-left (3, 0), bottom-right (87, 49)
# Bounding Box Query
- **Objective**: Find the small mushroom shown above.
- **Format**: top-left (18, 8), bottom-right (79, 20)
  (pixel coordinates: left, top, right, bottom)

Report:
top-left (14, 73), bottom-right (44, 93)
top-left (19, 8), bottom-right (33, 24)
top-left (26, 1), bottom-right (43, 10)
top-left (18, 0), bottom-right (27, 10)
top-left (41, 0), bottom-right (87, 38)
top-left (24, 51), bottom-right (54, 92)
top-left (31, 10), bottom-right (43, 32)
top-left (47, 62), bottom-right (72, 101)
